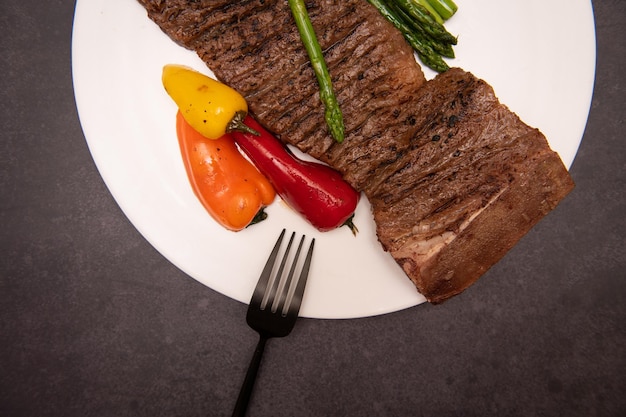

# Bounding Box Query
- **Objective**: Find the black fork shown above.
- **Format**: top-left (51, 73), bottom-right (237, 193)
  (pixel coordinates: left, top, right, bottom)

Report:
top-left (231, 229), bottom-right (315, 417)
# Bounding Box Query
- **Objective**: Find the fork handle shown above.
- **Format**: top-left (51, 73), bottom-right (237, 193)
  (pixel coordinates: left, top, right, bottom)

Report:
top-left (232, 334), bottom-right (268, 417)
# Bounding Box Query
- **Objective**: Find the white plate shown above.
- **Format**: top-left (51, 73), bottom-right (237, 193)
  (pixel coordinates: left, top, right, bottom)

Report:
top-left (71, 0), bottom-right (595, 319)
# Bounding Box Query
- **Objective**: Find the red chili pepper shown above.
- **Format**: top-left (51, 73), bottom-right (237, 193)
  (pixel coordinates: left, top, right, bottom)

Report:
top-left (231, 115), bottom-right (360, 234)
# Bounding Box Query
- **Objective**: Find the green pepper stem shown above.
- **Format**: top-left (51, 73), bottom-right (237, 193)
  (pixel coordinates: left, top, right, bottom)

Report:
top-left (343, 215), bottom-right (359, 236)
top-left (227, 111), bottom-right (260, 136)
top-left (247, 208), bottom-right (268, 227)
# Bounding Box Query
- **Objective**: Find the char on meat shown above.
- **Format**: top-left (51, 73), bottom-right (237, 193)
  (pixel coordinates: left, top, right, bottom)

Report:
top-left (138, 0), bottom-right (574, 303)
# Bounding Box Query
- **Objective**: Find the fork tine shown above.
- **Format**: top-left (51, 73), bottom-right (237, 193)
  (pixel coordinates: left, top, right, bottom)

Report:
top-left (283, 237), bottom-right (315, 317)
top-left (249, 229), bottom-right (286, 311)
top-left (260, 231), bottom-right (295, 310)
top-left (271, 234), bottom-right (305, 313)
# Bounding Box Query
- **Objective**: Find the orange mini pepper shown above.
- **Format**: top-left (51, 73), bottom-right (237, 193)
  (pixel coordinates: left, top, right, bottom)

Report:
top-left (176, 111), bottom-right (276, 231)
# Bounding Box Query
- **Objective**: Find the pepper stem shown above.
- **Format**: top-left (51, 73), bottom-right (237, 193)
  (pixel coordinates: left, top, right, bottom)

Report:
top-left (226, 111), bottom-right (260, 136)
top-left (247, 208), bottom-right (268, 227)
top-left (342, 215), bottom-right (359, 236)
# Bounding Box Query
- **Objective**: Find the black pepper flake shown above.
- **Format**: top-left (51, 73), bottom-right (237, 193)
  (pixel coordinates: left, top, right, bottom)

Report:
top-left (447, 115), bottom-right (458, 127)
top-left (432, 135), bottom-right (441, 142)
top-left (453, 150), bottom-right (461, 157)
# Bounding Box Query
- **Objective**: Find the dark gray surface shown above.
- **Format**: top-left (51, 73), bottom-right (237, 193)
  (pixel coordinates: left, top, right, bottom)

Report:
top-left (1, 1), bottom-right (624, 416)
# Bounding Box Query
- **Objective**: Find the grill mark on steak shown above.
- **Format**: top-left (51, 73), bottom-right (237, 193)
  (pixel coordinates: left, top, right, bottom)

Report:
top-left (138, 0), bottom-right (574, 303)
top-left (368, 75), bottom-right (513, 199)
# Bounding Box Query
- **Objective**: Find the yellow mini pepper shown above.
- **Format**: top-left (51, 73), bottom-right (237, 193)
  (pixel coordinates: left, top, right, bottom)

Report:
top-left (162, 64), bottom-right (258, 139)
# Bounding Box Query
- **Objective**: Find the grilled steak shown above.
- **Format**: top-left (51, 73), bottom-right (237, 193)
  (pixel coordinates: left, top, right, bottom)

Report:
top-left (367, 68), bottom-right (574, 302)
top-left (138, 0), bottom-right (575, 303)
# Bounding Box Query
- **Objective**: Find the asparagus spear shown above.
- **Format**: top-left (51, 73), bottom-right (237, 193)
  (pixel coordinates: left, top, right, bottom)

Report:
top-left (288, 0), bottom-right (344, 143)
top-left (389, 0), bottom-right (455, 58)
top-left (414, 0), bottom-right (444, 24)
top-left (426, 0), bottom-right (458, 21)
top-left (395, 0), bottom-right (458, 45)
top-left (368, 0), bottom-right (449, 72)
